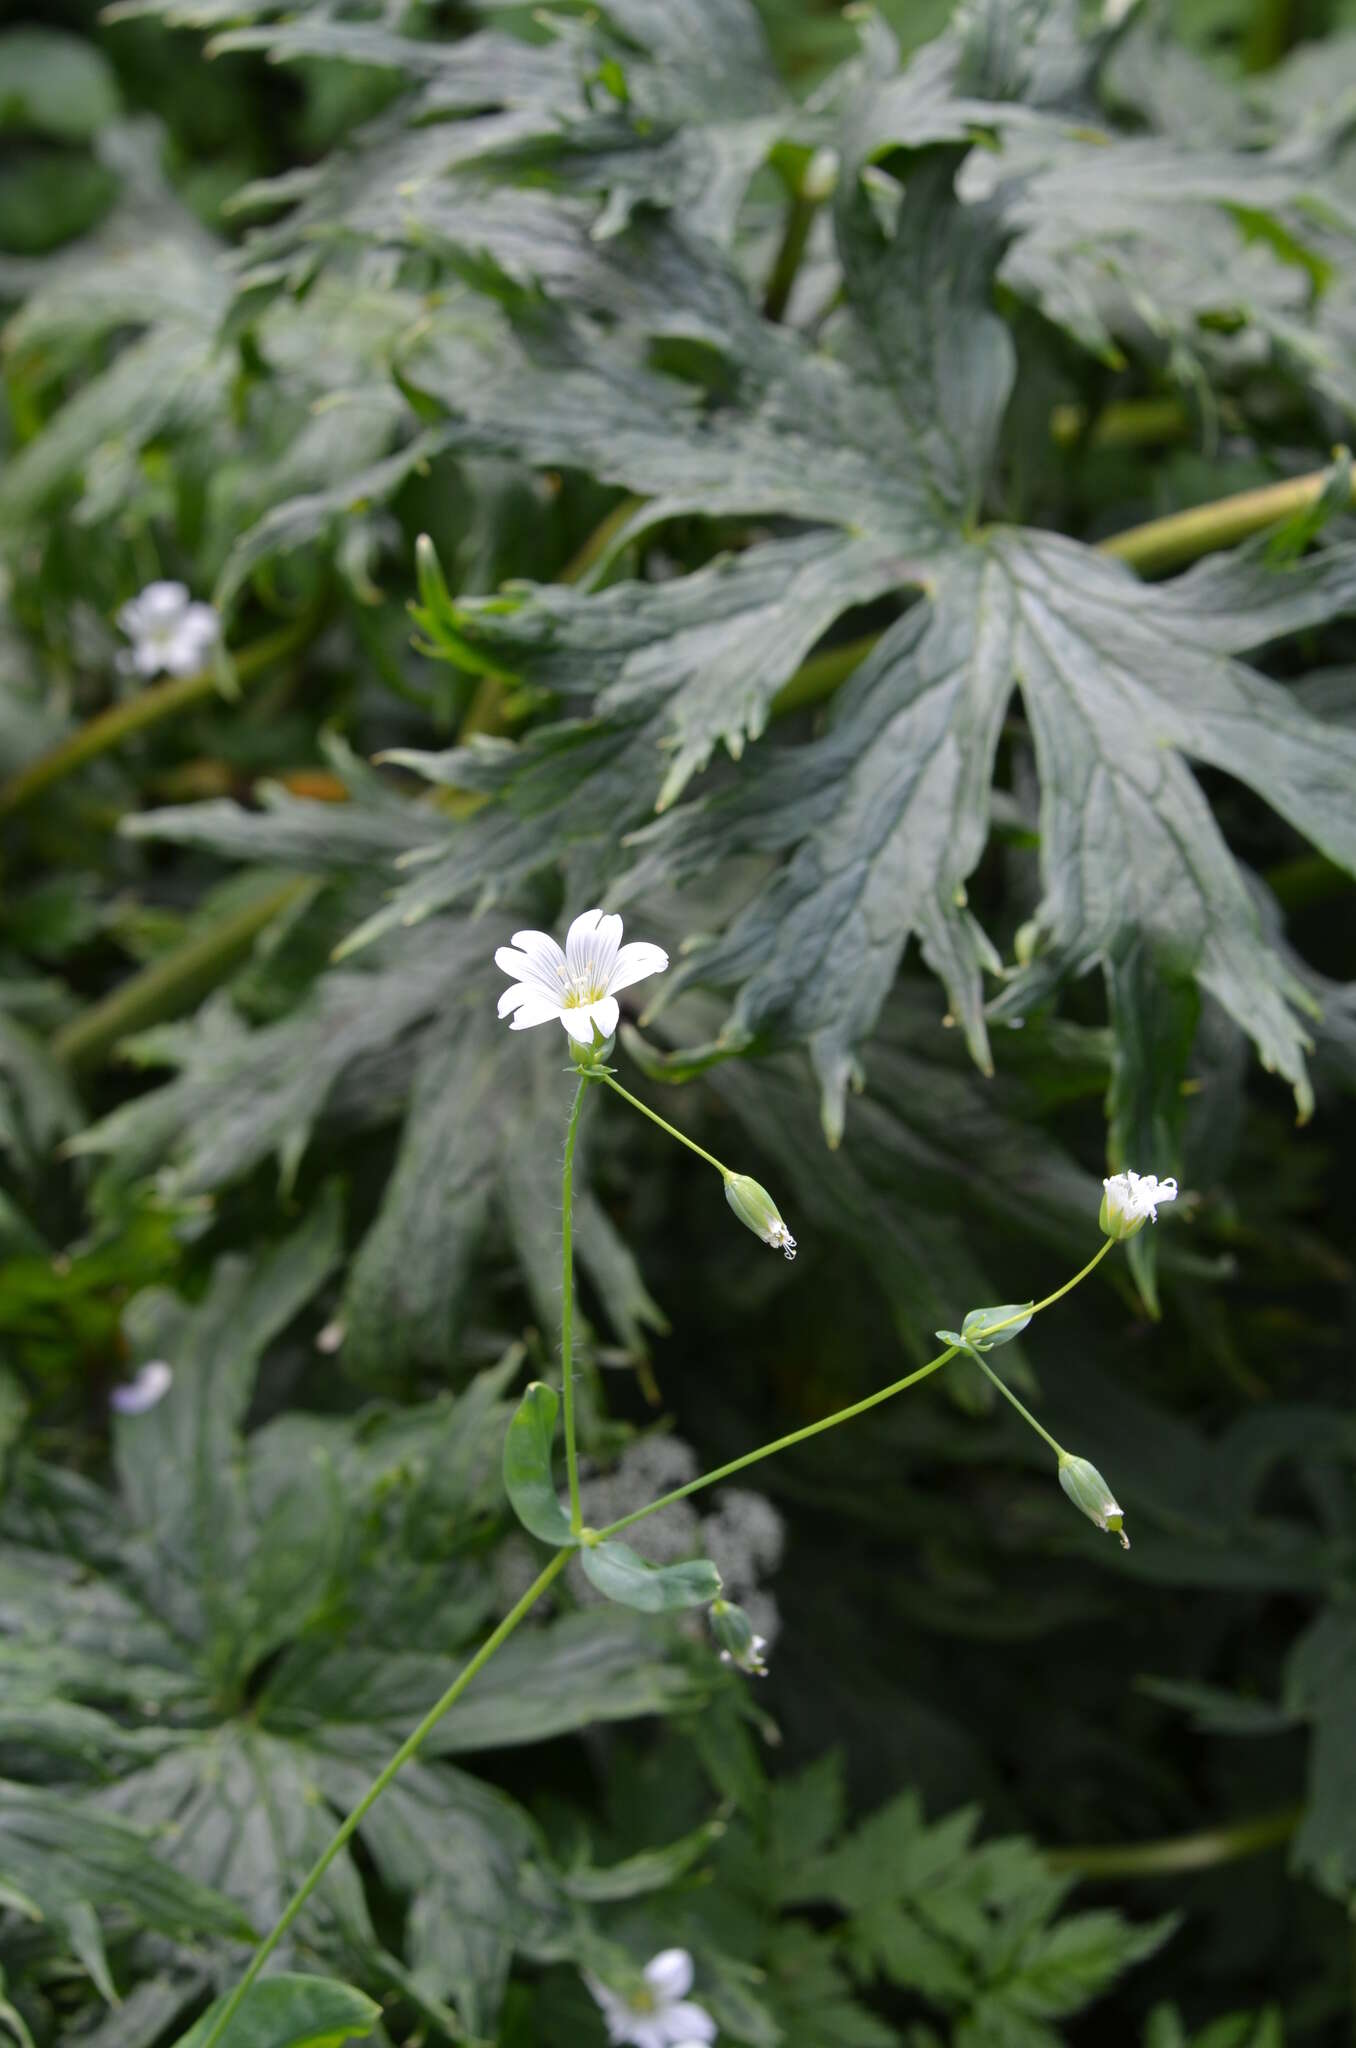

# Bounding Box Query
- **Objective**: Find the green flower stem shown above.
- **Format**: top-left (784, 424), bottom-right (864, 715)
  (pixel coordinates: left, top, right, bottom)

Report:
top-left (0, 616), bottom-right (313, 819)
top-left (599, 1071), bottom-right (732, 1177)
top-left (1099, 464), bottom-right (1355, 576)
top-left (53, 878), bottom-right (311, 1075)
top-left (597, 1237), bottom-right (1117, 1542)
top-left (972, 1354), bottom-right (1066, 1457)
top-left (193, 1546), bottom-right (570, 2048)
top-left (1046, 1803), bottom-right (1301, 1880)
top-left (561, 1078), bottom-right (588, 1535)
top-left (596, 1346), bottom-right (963, 1540)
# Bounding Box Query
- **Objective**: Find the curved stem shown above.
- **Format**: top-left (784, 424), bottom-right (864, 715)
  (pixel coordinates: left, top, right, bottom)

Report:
top-left (0, 616), bottom-right (314, 819)
top-left (1026, 1236), bottom-right (1115, 1316)
top-left (561, 1078), bottom-right (588, 1535)
top-left (600, 1072), bottom-right (731, 1177)
top-left (764, 191), bottom-right (817, 323)
top-left (194, 1547), bottom-right (569, 2048)
top-left (1046, 1803), bottom-right (1300, 1880)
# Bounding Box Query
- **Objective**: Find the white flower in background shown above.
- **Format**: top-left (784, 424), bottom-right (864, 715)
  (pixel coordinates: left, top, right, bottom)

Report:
top-left (584, 1949), bottom-right (716, 2048)
top-left (1099, 1169), bottom-right (1178, 1241)
top-left (110, 1361), bottom-right (173, 1415)
top-left (117, 581), bottom-right (220, 678)
top-left (495, 908), bottom-right (667, 1044)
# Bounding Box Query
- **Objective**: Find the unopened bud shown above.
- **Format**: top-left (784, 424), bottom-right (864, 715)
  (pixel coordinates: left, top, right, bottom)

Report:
top-left (1099, 1168), bottom-right (1177, 1241)
top-left (710, 1598), bottom-right (769, 1677)
top-left (1058, 1452), bottom-right (1129, 1549)
top-left (724, 1174), bottom-right (796, 1260)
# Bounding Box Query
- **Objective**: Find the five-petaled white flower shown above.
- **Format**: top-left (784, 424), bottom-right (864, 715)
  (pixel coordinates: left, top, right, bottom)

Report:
top-left (495, 909), bottom-right (667, 1045)
top-left (1100, 1168), bottom-right (1178, 1241)
top-left (110, 1361), bottom-right (173, 1415)
top-left (117, 581), bottom-right (220, 679)
top-left (584, 1949), bottom-right (716, 2048)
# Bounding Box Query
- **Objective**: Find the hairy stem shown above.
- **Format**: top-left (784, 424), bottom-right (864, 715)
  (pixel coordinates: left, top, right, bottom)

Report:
top-left (561, 1078), bottom-right (588, 1535)
top-left (1047, 1803), bottom-right (1301, 1879)
top-left (600, 1071), bottom-right (731, 1176)
top-left (194, 1547), bottom-right (569, 2048)
top-left (54, 879), bottom-right (310, 1074)
top-left (0, 616), bottom-right (313, 818)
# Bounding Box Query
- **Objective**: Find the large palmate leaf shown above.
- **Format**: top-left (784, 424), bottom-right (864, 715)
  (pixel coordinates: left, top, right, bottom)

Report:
top-left (305, 152), bottom-right (1356, 1148)
top-left (0, 1201), bottom-right (721, 2041)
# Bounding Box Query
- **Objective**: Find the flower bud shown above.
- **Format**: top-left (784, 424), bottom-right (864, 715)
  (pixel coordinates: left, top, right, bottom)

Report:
top-left (724, 1175), bottom-right (796, 1259)
top-left (710, 1599), bottom-right (768, 1677)
top-left (569, 1028), bottom-right (616, 1070)
top-left (1058, 1452), bottom-right (1129, 1549)
top-left (1099, 1168), bottom-right (1177, 1241)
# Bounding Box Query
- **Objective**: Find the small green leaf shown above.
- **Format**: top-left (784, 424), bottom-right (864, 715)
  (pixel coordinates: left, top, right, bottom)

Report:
top-left (171, 1974), bottom-right (381, 2048)
top-left (959, 1303), bottom-right (1034, 1351)
top-left (579, 1539), bottom-right (721, 1612)
top-left (502, 1383), bottom-right (575, 1546)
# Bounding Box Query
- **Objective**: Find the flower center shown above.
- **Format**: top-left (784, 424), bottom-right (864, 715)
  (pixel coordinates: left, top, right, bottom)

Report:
top-left (562, 968), bottom-right (606, 1007)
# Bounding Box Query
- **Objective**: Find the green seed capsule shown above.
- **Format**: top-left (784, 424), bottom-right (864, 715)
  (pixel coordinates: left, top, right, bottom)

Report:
top-left (724, 1175), bottom-right (797, 1260)
top-left (1058, 1453), bottom-right (1129, 1549)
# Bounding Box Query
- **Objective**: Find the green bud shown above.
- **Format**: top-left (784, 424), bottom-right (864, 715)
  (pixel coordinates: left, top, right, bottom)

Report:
top-left (710, 1598), bottom-right (769, 1677)
top-left (724, 1174), bottom-right (797, 1260)
top-left (1058, 1452), bottom-right (1129, 1549)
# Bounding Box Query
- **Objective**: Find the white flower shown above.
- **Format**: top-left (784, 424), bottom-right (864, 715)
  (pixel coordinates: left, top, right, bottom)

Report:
top-left (1100, 1168), bottom-right (1178, 1241)
top-left (584, 1949), bottom-right (716, 2048)
top-left (110, 1361), bottom-right (173, 1415)
top-left (495, 908), bottom-right (667, 1045)
top-left (117, 581), bottom-right (220, 679)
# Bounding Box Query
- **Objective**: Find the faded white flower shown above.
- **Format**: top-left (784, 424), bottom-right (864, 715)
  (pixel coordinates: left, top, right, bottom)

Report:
top-left (1099, 1169), bottom-right (1178, 1241)
top-left (110, 1361), bottom-right (173, 1415)
top-left (584, 1949), bottom-right (716, 2048)
top-left (495, 908), bottom-right (667, 1045)
top-left (117, 581), bottom-right (219, 679)
top-left (723, 1174), bottom-right (796, 1261)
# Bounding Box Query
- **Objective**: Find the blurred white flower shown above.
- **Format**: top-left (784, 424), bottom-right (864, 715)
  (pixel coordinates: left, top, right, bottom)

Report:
top-left (110, 1361), bottom-right (173, 1415)
top-left (117, 581), bottom-right (220, 679)
top-left (584, 1949), bottom-right (716, 2048)
top-left (495, 908), bottom-right (667, 1044)
top-left (1100, 1169), bottom-right (1178, 1240)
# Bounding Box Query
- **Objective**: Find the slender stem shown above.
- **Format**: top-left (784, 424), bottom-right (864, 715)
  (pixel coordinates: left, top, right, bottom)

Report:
top-left (972, 1353), bottom-right (1066, 1457)
top-left (1026, 1237), bottom-right (1115, 1316)
top-left (0, 616), bottom-right (313, 818)
top-left (597, 1347), bottom-right (961, 1539)
top-left (561, 1078), bottom-right (588, 1535)
top-left (600, 1072), bottom-right (731, 1177)
top-left (1046, 1803), bottom-right (1300, 1880)
top-left (193, 1547), bottom-right (569, 2048)
top-left (53, 879), bottom-right (310, 1074)
top-left (598, 1237), bottom-right (1118, 1541)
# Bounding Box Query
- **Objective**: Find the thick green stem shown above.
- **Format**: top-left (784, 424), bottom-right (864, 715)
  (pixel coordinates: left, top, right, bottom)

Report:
top-left (0, 617), bottom-right (313, 818)
top-left (194, 1547), bottom-right (569, 2048)
top-left (561, 1078), bottom-right (588, 1535)
top-left (1047, 1803), bottom-right (1300, 1879)
top-left (53, 879), bottom-right (310, 1074)
top-left (1099, 465), bottom-right (1354, 576)
top-left (763, 191), bottom-right (817, 323)
top-left (600, 1071), bottom-right (731, 1177)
